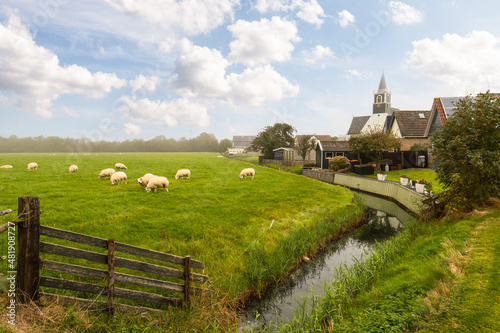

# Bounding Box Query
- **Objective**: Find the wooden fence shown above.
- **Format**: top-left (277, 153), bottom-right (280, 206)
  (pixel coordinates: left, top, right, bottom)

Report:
top-left (16, 196), bottom-right (210, 315)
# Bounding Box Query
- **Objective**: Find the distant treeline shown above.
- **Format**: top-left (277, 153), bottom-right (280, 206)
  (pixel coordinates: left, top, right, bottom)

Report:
top-left (0, 133), bottom-right (233, 153)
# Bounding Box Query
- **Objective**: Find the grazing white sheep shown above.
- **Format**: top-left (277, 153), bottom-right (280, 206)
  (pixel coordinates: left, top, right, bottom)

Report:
top-left (145, 176), bottom-right (169, 192)
top-left (175, 169), bottom-right (191, 180)
top-left (115, 163), bottom-right (127, 170)
top-left (98, 168), bottom-right (116, 179)
top-left (27, 162), bottom-right (38, 170)
top-left (0, 165), bottom-right (13, 169)
top-left (137, 173), bottom-right (157, 187)
top-left (69, 165), bottom-right (78, 173)
top-left (239, 168), bottom-right (255, 179)
top-left (111, 171), bottom-right (127, 185)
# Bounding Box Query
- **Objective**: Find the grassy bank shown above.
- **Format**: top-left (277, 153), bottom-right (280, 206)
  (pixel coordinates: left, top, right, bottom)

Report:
top-left (266, 201), bottom-right (500, 332)
top-left (0, 152), bottom-right (364, 331)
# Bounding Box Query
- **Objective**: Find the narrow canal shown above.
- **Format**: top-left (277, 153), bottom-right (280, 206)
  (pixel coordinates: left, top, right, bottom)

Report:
top-left (239, 192), bottom-right (413, 330)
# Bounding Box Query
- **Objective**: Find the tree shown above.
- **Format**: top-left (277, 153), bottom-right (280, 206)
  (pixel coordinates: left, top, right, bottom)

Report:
top-left (219, 138), bottom-right (232, 153)
top-left (251, 123), bottom-right (296, 159)
top-left (295, 135), bottom-right (317, 162)
top-left (348, 126), bottom-right (401, 169)
top-left (431, 91), bottom-right (500, 210)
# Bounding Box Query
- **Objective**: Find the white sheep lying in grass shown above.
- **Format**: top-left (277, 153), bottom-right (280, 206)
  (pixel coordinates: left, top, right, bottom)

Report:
top-left (0, 165), bottom-right (13, 169)
top-left (27, 162), bottom-right (38, 170)
top-left (111, 171), bottom-right (127, 185)
top-left (137, 173), bottom-right (157, 187)
top-left (69, 165), bottom-right (78, 173)
top-left (145, 176), bottom-right (169, 192)
top-left (239, 168), bottom-right (255, 179)
top-left (115, 163), bottom-right (127, 170)
top-left (98, 168), bottom-right (116, 179)
top-left (175, 169), bottom-right (191, 180)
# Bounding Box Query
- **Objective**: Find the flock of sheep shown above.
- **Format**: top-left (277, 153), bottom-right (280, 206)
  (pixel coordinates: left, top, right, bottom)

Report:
top-left (2, 162), bottom-right (256, 193)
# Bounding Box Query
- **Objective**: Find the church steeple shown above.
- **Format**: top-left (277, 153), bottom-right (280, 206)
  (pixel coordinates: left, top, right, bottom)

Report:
top-left (373, 72), bottom-right (392, 114)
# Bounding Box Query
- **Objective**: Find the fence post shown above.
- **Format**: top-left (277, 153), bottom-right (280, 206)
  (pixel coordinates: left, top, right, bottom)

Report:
top-left (184, 255), bottom-right (191, 307)
top-left (17, 196), bottom-right (41, 303)
top-left (107, 239), bottom-right (116, 316)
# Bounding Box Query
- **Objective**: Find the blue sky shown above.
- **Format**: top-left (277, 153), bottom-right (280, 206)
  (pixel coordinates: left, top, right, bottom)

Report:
top-left (1, 1), bottom-right (499, 142)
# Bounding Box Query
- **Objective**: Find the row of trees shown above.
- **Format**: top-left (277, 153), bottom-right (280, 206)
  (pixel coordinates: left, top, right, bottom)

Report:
top-left (0, 133), bottom-right (233, 153)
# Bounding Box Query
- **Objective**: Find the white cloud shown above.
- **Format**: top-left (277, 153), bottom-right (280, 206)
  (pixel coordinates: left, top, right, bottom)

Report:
top-left (296, 0), bottom-right (325, 28)
top-left (226, 65), bottom-right (300, 105)
top-left (0, 13), bottom-right (125, 118)
top-left (389, 1), bottom-right (423, 25)
top-left (407, 31), bottom-right (500, 92)
top-left (338, 10), bottom-right (355, 28)
top-left (168, 42), bottom-right (299, 106)
top-left (344, 69), bottom-right (369, 80)
top-left (130, 75), bottom-right (159, 95)
top-left (302, 45), bottom-right (334, 64)
top-left (228, 16), bottom-right (301, 67)
top-left (123, 123), bottom-right (142, 137)
top-left (119, 96), bottom-right (210, 127)
top-left (254, 0), bottom-right (325, 27)
top-left (168, 44), bottom-right (231, 97)
top-left (62, 107), bottom-right (79, 118)
top-left (105, 0), bottom-right (238, 36)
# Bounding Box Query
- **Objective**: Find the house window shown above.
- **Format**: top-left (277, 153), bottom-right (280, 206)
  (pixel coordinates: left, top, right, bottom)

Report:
top-left (336, 152), bottom-right (344, 157)
top-left (325, 152), bottom-right (333, 159)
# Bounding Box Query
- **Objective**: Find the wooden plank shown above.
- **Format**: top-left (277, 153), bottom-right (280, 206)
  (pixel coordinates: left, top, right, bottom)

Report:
top-left (39, 276), bottom-right (181, 306)
top-left (41, 225), bottom-right (205, 269)
top-left (108, 239), bottom-right (116, 316)
top-left (41, 260), bottom-right (107, 280)
top-left (17, 196), bottom-right (41, 303)
top-left (40, 242), bottom-right (210, 283)
top-left (40, 293), bottom-right (166, 315)
top-left (115, 242), bottom-right (205, 270)
top-left (41, 225), bottom-right (108, 249)
top-left (40, 276), bottom-right (106, 295)
top-left (40, 242), bottom-right (108, 264)
top-left (114, 287), bottom-right (182, 306)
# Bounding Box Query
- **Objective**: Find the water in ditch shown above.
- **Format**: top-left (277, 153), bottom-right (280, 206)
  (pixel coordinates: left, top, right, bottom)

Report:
top-left (239, 192), bottom-right (413, 331)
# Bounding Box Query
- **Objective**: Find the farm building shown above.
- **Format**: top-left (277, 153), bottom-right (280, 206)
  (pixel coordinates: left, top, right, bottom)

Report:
top-left (273, 147), bottom-right (294, 161)
top-left (228, 135), bottom-right (256, 155)
top-left (315, 140), bottom-right (353, 169)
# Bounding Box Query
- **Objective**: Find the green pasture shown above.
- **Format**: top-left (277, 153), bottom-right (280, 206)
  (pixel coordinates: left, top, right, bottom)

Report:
top-left (0, 153), bottom-right (357, 301)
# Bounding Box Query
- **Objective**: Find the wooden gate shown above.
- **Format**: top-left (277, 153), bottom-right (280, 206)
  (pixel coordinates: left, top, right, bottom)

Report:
top-left (16, 196), bottom-right (210, 314)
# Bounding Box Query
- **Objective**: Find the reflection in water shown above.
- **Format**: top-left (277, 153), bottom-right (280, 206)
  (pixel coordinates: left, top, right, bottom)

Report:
top-left (240, 194), bottom-right (411, 330)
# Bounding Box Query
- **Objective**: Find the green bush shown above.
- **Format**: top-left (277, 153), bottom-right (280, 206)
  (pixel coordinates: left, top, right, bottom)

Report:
top-left (328, 156), bottom-right (351, 172)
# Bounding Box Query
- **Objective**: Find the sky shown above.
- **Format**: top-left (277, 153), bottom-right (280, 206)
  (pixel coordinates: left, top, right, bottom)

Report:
top-left (1, 0), bottom-right (500, 142)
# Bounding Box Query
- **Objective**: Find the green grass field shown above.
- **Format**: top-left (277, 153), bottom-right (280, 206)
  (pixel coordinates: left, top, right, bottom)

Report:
top-left (0, 152), bottom-right (358, 303)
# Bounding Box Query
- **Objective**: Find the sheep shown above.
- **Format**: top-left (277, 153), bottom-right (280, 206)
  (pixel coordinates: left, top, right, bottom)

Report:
top-left (175, 169), bottom-right (191, 180)
top-left (137, 173), bottom-right (157, 187)
top-left (98, 168), bottom-right (116, 179)
top-left (0, 165), bottom-right (13, 169)
top-left (27, 162), bottom-right (38, 170)
top-left (115, 163), bottom-right (127, 170)
top-left (145, 176), bottom-right (169, 192)
top-left (239, 168), bottom-right (255, 179)
top-left (111, 171), bottom-right (127, 185)
top-left (69, 165), bottom-right (78, 173)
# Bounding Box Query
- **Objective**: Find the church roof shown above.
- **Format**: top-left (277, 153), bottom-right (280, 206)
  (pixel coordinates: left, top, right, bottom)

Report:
top-left (347, 116), bottom-right (370, 135)
top-left (378, 72), bottom-right (387, 92)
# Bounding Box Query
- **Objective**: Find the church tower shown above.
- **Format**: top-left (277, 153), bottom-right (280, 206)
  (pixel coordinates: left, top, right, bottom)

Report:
top-left (373, 72), bottom-right (392, 114)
